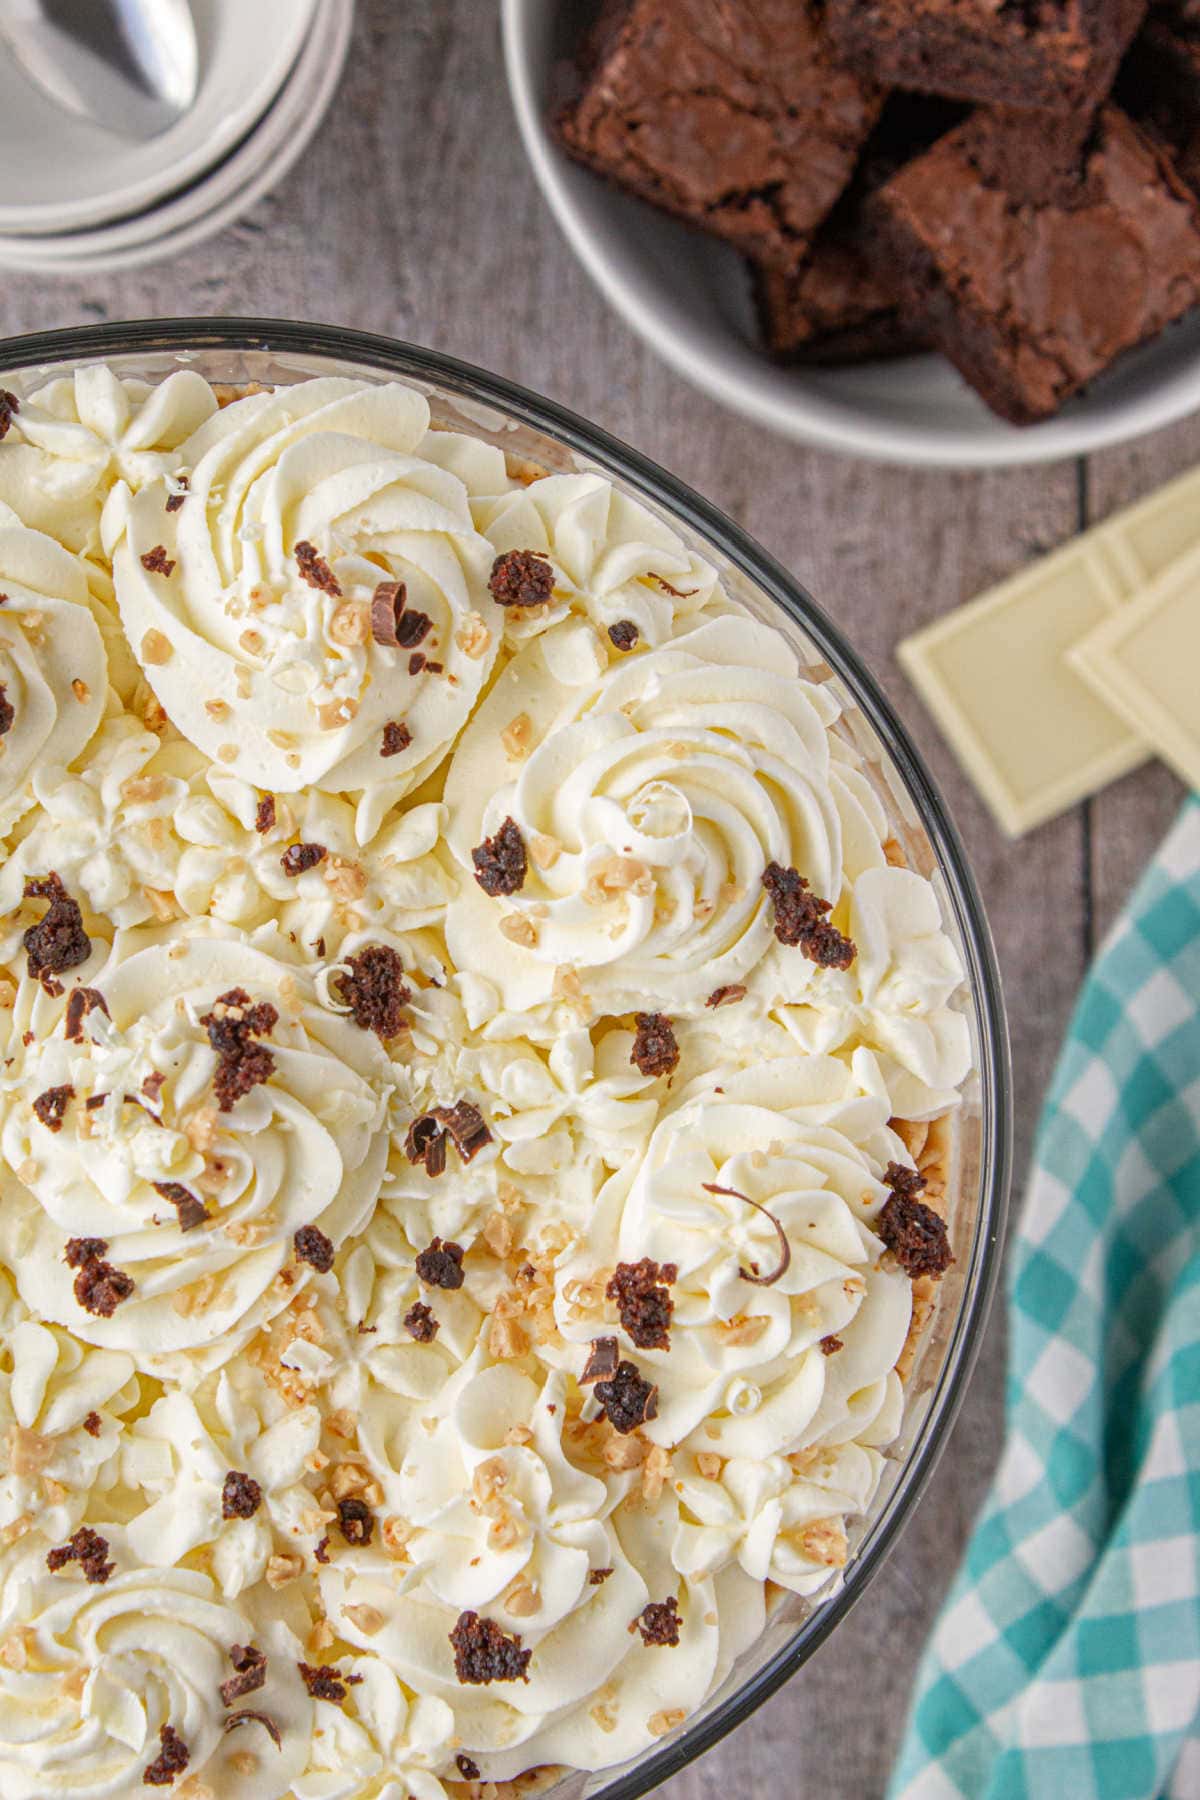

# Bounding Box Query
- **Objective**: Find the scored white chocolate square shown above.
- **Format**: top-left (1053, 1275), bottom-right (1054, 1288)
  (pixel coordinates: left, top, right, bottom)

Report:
top-left (898, 464), bottom-right (1200, 837)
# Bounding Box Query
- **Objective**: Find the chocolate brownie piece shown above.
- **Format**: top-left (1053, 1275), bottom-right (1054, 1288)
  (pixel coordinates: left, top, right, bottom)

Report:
top-left (1118, 12), bottom-right (1200, 195)
top-left (557, 0), bottom-right (882, 272)
top-left (828, 0), bottom-right (1147, 113)
top-left (868, 106), bottom-right (1200, 424)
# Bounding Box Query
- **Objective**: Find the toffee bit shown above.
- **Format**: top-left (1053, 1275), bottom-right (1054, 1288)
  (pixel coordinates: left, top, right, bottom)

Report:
top-left (165, 475), bottom-right (189, 513)
top-left (153, 1180), bottom-right (210, 1232)
top-left (431, 1098), bottom-right (492, 1162)
top-left (706, 984), bottom-right (747, 1009)
top-left (370, 578), bottom-right (407, 645)
top-left (221, 1471), bottom-right (263, 1520)
top-left (630, 1012), bottom-right (679, 1079)
top-left (471, 816), bottom-right (527, 897)
top-left (457, 1756), bottom-right (482, 1780)
top-left (593, 1359), bottom-right (658, 1434)
top-left (23, 873), bottom-right (91, 985)
top-left (139, 545), bottom-right (176, 577)
top-left (32, 1084), bottom-right (74, 1133)
top-left (488, 549), bottom-right (554, 609)
top-left (396, 608), bottom-right (432, 648)
top-left (580, 1336), bottom-right (619, 1385)
top-left (0, 389), bottom-right (19, 440)
top-left (294, 1224), bottom-right (335, 1274)
top-left (294, 540), bottom-right (341, 596)
top-left (143, 1724), bottom-right (189, 1786)
top-left (635, 1596), bottom-right (681, 1647)
top-left (449, 1610), bottom-right (532, 1685)
top-left (220, 1645), bottom-right (267, 1708)
top-left (701, 1182), bottom-right (792, 1286)
top-left (199, 986), bottom-right (278, 1111)
top-left (297, 1661), bottom-right (363, 1703)
top-left (761, 862), bottom-right (856, 969)
top-left (878, 1162), bottom-right (952, 1278)
top-left (46, 1526), bottom-right (114, 1585)
top-left (338, 943), bottom-right (411, 1039)
top-left (64, 985), bottom-right (109, 1041)
top-left (819, 1334), bottom-right (844, 1355)
top-left (404, 1300), bottom-right (439, 1342)
top-left (607, 619), bottom-right (639, 652)
top-left (380, 720), bottom-right (412, 757)
top-left (254, 795), bottom-right (276, 835)
top-left (337, 1496), bottom-right (375, 1546)
top-left (588, 1566), bottom-right (614, 1586)
top-left (0, 683), bottom-right (12, 735)
top-left (404, 1113), bottom-right (447, 1178)
top-left (82, 1411), bottom-right (102, 1438)
top-left (606, 1259), bottom-right (677, 1351)
top-left (223, 1711), bottom-right (282, 1751)
top-left (415, 1236), bottom-right (465, 1291)
top-left (280, 841), bottom-right (326, 877)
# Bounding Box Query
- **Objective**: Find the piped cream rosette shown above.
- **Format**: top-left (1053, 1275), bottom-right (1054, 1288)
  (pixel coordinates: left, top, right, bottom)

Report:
top-left (0, 923), bottom-right (391, 1374)
top-left (112, 379), bottom-right (507, 835)
top-left (291, 1660), bottom-right (455, 1800)
top-left (0, 1528), bottom-right (310, 1800)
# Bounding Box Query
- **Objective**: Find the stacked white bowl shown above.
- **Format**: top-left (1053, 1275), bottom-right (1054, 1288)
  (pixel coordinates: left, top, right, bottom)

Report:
top-left (0, 0), bottom-right (354, 275)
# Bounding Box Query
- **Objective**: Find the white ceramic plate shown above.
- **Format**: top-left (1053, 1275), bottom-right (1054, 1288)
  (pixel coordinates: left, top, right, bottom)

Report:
top-left (0, 0), bottom-right (353, 276)
top-left (502, 0), bottom-right (1200, 468)
top-left (0, 0), bottom-right (319, 237)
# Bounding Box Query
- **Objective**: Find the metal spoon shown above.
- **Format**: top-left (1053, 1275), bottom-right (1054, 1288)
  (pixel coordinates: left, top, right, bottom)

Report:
top-left (0, 0), bottom-right (198, 141)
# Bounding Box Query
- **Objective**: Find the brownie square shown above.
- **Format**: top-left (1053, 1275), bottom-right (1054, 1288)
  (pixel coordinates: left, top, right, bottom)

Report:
top-left (1118, 13), bottom-right (1200, 195)
top-left (828, 0), bottom-right (1147, 113)
top-left (868, 107), bottom-right (1200, 423)
top-left (556, 0), bottom-right (882, 272)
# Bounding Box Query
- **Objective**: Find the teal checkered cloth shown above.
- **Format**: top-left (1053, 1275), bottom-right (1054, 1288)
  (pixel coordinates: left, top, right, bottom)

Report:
top-left (891, 797), bottom-right (1200, 1800)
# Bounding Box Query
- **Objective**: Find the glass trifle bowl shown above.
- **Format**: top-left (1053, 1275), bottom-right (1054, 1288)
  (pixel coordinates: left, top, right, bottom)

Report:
top-left (0, 320), bottom-right (1009, 1800)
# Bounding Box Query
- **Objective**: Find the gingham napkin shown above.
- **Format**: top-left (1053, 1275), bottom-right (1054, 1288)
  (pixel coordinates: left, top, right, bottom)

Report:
top-left (891, 797), bottom-right (1200, 1800)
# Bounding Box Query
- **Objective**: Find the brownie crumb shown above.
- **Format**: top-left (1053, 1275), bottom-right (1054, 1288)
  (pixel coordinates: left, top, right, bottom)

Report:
top-left (0, 683), bottom-right (12, 735)
top-left (588, 1566), bottom-right (614, 1586)
top-left (635, 1596), bottom-right (681, 1647)
top-left (706, 984), bottom-right (747, 1009)
top-left (200, 986), bottom-right (278, 1110)
top-left (143, 1724), bottom-right (189, 1786)
top-left (432, 1098), bottom-right (492, 1162)
top-left (416, 1236), bottom-right (465, 1290)
top-left (23, 873), bottom-right (91, 985)
top-left (404, 1113), bottom-right (448, 1178)
top-left (381, 720), bottom-right (413, 757)
top-left (222, 1471), bottom-right (263, 1520)
top-left (457, 1755), bottom-right (482, 1780)
top-left (404, 1300), bottom-right (439, 1342)
top-left (297, 1661), bottom-right (362, 1703)
top-left (819, 1334), bottom-right (844, 1355)
top-left (64, 985), bottom-right (109, 1041)
top-left (254, 795), bottom-right (276, 835)
top-left (607, 1259), bottom-right (677, 1351)
top-left (82, 1410), bottom-right (102, 1437)
top-left (152, 1180), bottom-right (210, 1232)
top-left (64, 1236), bottom-right (108, 1269)
top-left (607, 619), bottom-right (639, 651)
top-left (294, 1224), bottom-right (335, 1273)
top-left (67, 1238), bottom-right (135, 1318)
top-left (488, 549), bottom-right (554, 609)
top-left (338, 943), bottom-right (411, 1039)
top-left (46, 1525), bottom-right (114, 1585)
top-left (32, 1084), bottom-right (74, 1133)
top-left (0, 389), bottom-right (19, 440)
top-left (580, 1335), bottom-right (620, 1385)
top-left (294, 540), bottom-right (341, 596)
top-left (630, 1012), bottom-right (679, 1078)
top-left (471, 817), bottom-right (527, 896)
top-left (449, 1611), bottom-right (532, 1684)
top-left (139, 545), bottom-right (176, 577)
top-left (337, 1495), bottom-right (375, 1546)
top-left (878, 1162), bottom-right (952, 1278)
top-left (280, 841), bottom-right (326, 877)
top-left (761, 863), bottom-right (856, 968)
top-left (165, 476), bottom-right (189, 513)
top-left (220, 1644), bottom-right (267, 1707)
top-left (594, 1359), bottom-right (658, 1434)
top-left (370, 579), bottom-right (407, 645)
top-left (396, 608), bottom-right (432, 649)
top-left (408, 652), bottom-right (426, 676)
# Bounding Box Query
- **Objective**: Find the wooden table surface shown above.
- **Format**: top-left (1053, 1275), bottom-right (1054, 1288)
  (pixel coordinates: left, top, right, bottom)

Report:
top-left (0, 3), bottom-right (1188, 1791)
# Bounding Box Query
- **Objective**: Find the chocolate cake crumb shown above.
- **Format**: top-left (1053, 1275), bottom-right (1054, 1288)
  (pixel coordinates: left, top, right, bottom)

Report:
top-left (220, 1645), bottom-right (267, 1707)
top-left (294, 1224), bottom-right (335, 1273)
top-left (223, 1710), bottom-right (282, 1749)
top-left (370, 579), bottom-right (407, 645)
top-left (69, 1239), bottom-right (134, 1318)
top-left (82, 1410), bottom-right (102, 1437)
top-left (706, 984), bottom-right (747, 1009)
top-left (588, 1566), bottom-right (614, 1586)
top-left (415, 1237), bottom-right (465, 1290)
top-left (280, 841), bottom-right (326, 877)
top-left (878, 1162), bottom-right (952, 1278)
top-left (471, 817), bottom-right (527, 896)
top-left (381, 720), bottom-right (413, 757)
top-left (488, 549), bottom-right (554, 609)
top-left (297, 1661), bottom-right (362, 1703)
top-left (64, 1236), bottom-right (107, 1269)
top-left (255, 795), bottom-right (276, 834)
top-left (338, 943), bottom-right (411, 1039)
top-left (294, 540), bottom-right (341, 596)
top-left (594, 1359), bottom-right (658, 1434)
top-left (761, 863), bottom-right (856, 968)
top-left (152, 1181), bottom-right (210, 1232)
top-left (0, 389), bottom-right (19, 440)
top-left (33, 1084), bottom-right (74, 1133)
top-left (397, 608), bottom-right (432, 648)
top-left (457, 1755), bottom-right (482, 1780)
top-left (607, 620), bottom-right (639, 651)
top-left (200, 986), bottom-right (278, 1110)
top-left (630, 1012), bottom-right (679, 1078)
top-left (581, 1336), bottom-right (620, 1385)
top-left (0, 683), bottom-right (12, 735)
top-left (449, 1611), bottom-right (532, 1685)
top-left (64, 985), bottom-right (109, 1041)
top-left (408, 652), bottom-right (426, 676)
top-left (143, 1724), bottom-right (189, 1786)
top-left (404, 1113), bottom-right (448, 1178)
top-left (404, 1300), bottom-right (439, 1342)
top-left (337, 1495), bottom-right (375, 1546)
top-left (607, 1259), bottom-right (677, 1350)
top-left (46, 1526), bottom-right (115, 1585)
top-left (221, 1471), bottom-right (263, 1520)
top-left (635, 1596), bottom-right (681, 1647)
top-left (165, 476), bottom-right (189, 513)
top-left (432, 1099), bottom-right (492, 1162)
top-left (139, 545), bottom-right (176, 577)
top-left (820, 1334), bottom-right (844, 1355)
top-left (23, 873), bottom-right (91, 985)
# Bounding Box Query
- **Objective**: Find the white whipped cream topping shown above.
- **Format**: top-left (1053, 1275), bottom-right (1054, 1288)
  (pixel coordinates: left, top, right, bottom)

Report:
top-left (292, 1661), bottom-right (453, 1800)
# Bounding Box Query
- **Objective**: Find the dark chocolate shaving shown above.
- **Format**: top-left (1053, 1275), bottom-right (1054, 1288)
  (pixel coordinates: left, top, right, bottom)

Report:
top-left (153, 1180), bottom-right (210, 1232)
top-left (647, 573), bottom-right (698, 598)
top-left (64, 986), bottom-right (109, 1042)
top-left (404, 1113), bottom-right (448, 1178)
top-left (702, 1182), bottom-right (792, 1286)
top-left (165, 476), bottom-right (189, 513)
top-left (220, 1644), bottom-right (267, 1707)
top-left (32, 1084), bottom-right (74, 1133)
top-left (580, 1336), bottom-right (619, 1385)
top-left (705, 984), bottom-right (747, 1009)
top-left (370, 579), bottom-right (407, 645)
top-left (223, 1711), bottom-right (282, 1751)
top-left (0, 683), bottom-right (12, 735)
top-left (0, 389), bottom-right (19, 440)
top-left (457, 1755), bottom-right (482, 1780)
top-left (396, 608), bottom-right (432, 648)
top-left (431, 1099), bottom-right (492, 1162)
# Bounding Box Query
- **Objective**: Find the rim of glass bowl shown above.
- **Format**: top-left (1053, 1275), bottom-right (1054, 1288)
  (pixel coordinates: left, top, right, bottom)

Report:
top-left (0, 317), bottom-right (1012, 1799)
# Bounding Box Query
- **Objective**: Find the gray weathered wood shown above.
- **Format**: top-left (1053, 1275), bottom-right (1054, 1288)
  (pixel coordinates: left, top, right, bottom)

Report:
top-left (0, 3), bottom-right (1189, 1792)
